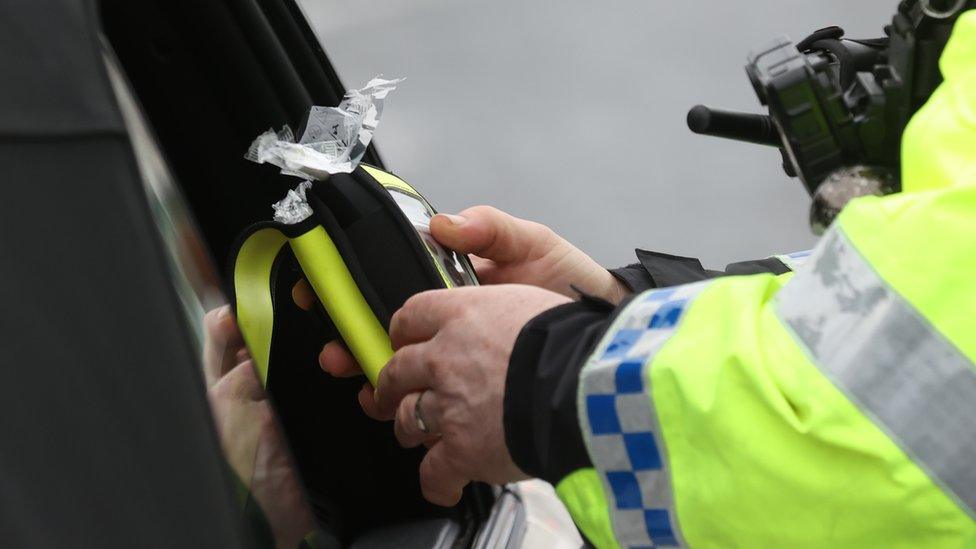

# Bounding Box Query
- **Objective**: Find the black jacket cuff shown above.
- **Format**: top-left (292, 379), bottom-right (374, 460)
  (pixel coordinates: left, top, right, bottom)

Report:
top-left (613, 249), bottom-right (791, 291)
top-left (504, 293), bottom-right (625, 484)
top-left (609, 263), bottom-right (656, 293)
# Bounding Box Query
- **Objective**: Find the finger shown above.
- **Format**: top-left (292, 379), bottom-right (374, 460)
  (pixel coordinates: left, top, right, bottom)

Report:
top-left (389, 290), bottom-right (458, 349)
top-left (318, 341), bottom-right (362, 378)
top-left (468, 255), bottom-right (493, 272)
top-left (394, 391), bottom-right (442, 448)
top-left (468, 256), bottom-right (501, 283)
top-left (375, 343), bottom-right (433, 416)
top-left (205, 304), bottom-right (244, 347)
top-left (236, 347), bottom-right (251, 364)
top-left (429, 206), bottom-right (538, 264)
top-left (212, 361), bottom-right (264, 403)
top-left (357, 382), bottom-right (389, 420)
top-left (204, 305), bottom-right (246, 384)
top-left (291, 279), bottom-right (317, 311)
top-left (418, 442), bottom-right (469, 507)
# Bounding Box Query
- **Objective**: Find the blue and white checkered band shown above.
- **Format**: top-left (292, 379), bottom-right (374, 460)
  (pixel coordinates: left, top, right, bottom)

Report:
top-left (578, 281), bottom-right (712, 548)
top-left (774, 249), bottom-right (813, 271)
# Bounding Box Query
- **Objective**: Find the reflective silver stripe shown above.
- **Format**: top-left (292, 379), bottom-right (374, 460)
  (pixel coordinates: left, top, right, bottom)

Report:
top-left (776, 227), bottom-right (976, 519)
top-left (773, 249), bottom-right (813, 271)
top-left (578, 281), bottom-right (711, 548)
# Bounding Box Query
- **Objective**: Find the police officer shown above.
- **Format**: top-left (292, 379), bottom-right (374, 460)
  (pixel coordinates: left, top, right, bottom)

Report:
top-left (301, 10), bottom-right (976, 548)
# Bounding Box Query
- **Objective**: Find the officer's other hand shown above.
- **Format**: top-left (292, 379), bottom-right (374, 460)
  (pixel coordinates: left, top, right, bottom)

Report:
top-left (291, 281), bottom-right (366, 378)
top-left (372, 284), bottom-right (571, 506)
top-left (429, 206), bottom-right (628, 303)
top-left (291, 282), bottom-right (379, 416)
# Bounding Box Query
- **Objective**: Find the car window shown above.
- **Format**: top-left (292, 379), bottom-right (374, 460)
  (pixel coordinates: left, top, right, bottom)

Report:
top-left (103, 43), bottom-right (319, 548)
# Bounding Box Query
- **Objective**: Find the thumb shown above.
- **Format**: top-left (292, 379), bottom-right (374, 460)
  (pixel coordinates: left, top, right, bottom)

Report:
top-left (430, 206), bottom-right (544, 264)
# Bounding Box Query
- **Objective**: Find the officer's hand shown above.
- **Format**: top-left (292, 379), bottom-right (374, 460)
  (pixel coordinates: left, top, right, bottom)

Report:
top-left (291, 205), bottom-right (625, 383)
top-left (430, 206), bottom-right (628, 303)
top-left (203, 306), bottom-right (315, 548)
top-left (372, 284), bottom-right (571, 505)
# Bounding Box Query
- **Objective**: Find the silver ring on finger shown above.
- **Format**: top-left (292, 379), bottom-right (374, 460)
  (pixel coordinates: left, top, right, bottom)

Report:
top-left (415, 390), bottom-right (431, 434)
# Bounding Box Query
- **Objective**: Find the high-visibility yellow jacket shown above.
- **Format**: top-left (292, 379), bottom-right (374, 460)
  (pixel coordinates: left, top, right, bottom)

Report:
top-left (556, 10), bottom-right (976, 548)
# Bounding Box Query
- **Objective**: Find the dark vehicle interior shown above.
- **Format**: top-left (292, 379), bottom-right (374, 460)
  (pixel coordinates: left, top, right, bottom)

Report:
top-left (98, 0), bottom-right (493, 545)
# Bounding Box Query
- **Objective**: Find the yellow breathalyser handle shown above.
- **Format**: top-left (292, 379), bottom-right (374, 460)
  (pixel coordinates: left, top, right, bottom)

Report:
top-left (234, 227), bottom-right (289, 386)
top-left (233, 224), bottom-right (393, 388)
top-left (289, 226), bottom-right (393, 386)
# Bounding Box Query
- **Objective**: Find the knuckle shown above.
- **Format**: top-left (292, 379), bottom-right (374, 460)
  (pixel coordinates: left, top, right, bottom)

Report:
top-left (466, 204), bottom-right (499, 217)
top-left (379, 347), bottom-right (400, 378)
top-left (400, 292), bottom-right (427, 314)
top-left (376, 381), bottom-right (396, 411)
top-left (209, 375), bottom-right (233, 401)
top-left (425, 394), bottom-right (447, 422)
top-left (385, 350), bottom-right (407, 378)
top-left (407, 342), bottom-right (426, 360)
top-left (455, 303), bottom-right (478, 324)
top-left (380, 358), bottom-right (398, 387)
top-left (527, 219), bottom-right (557, 241)
top-left (388, 315), bottom-right (407, 345)
top-left (426, 356), bottom-right (449, 387)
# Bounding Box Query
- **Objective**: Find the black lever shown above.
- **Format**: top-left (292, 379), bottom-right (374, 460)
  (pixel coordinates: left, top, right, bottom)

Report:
top-left (687, 105), bottom-right (781, 148)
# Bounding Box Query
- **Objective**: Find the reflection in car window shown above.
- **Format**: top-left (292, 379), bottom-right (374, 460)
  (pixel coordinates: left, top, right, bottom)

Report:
top-left (102, 42), bottom-right (318, 548)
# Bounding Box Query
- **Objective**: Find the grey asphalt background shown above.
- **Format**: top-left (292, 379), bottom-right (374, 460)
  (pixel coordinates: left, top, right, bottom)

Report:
top-left (300, 1), bottom-right (893, 268)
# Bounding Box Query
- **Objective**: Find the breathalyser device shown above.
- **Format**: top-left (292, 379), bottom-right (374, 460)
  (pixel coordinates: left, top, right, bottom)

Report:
top-left (230, 165), bottom-right (478, 387)
top-left (229, 77), bottom-right (476, 387)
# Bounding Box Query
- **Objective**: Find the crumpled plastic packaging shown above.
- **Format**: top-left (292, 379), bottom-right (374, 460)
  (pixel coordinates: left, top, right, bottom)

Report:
top-left (246, 76), bottom-right (403, 224)
top-left (246, 76), bottom-right (403, 180)
top-left (272, 181), bottom-right (314, 224)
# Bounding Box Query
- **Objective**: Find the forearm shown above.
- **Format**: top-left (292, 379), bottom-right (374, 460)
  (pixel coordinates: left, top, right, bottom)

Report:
top-left (504, 246), bottom-right (802, 481)
top-left (503, 246), bottom-right (811, 548)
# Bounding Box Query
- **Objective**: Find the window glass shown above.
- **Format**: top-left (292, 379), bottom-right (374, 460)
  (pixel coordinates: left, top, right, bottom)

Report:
top-left (103, 46), bottom-right (317, 549)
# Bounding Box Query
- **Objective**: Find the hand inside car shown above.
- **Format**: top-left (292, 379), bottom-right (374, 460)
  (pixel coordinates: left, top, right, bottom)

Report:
top-left (203, 306), bottom-right (315, 548)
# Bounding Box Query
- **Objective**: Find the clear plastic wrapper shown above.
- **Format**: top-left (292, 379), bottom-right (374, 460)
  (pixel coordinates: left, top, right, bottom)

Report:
top-left (272, 181), bottom-right (314, 224)
top-left (246, 76), bottom-right (403, 224)
top-left (246, 76), bottom-right (403, 180)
